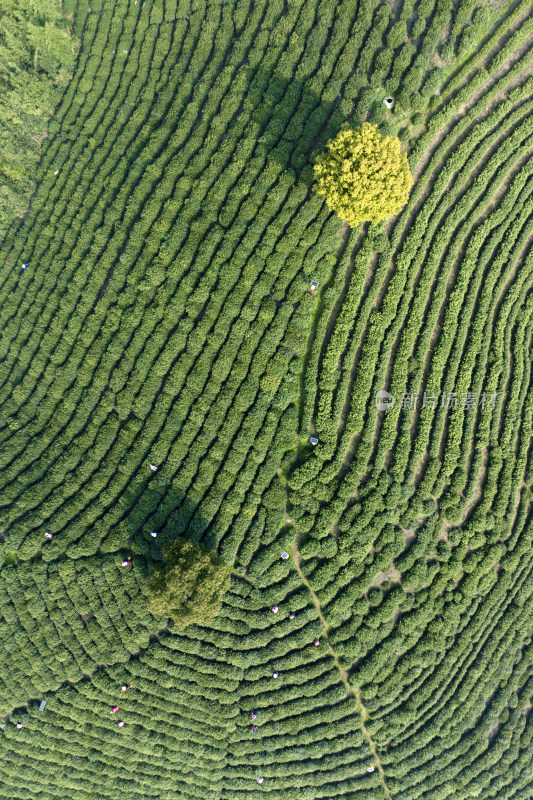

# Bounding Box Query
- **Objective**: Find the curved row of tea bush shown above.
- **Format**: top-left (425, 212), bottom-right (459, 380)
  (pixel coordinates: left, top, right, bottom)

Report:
top-left (0, 0), bottom-right (531, 798)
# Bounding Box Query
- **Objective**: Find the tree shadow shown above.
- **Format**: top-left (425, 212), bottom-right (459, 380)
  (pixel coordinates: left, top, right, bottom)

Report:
top-left (248, 70), bottom-right (355, 188)
top-left (247, 70), bottom-right (404, 187)
top-left (117, 480), bottom-right (210, 576)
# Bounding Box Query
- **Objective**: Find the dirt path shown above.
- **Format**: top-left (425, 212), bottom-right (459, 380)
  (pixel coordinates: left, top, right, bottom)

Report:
top-left (439, 446), bottom-right (488, 539)
top-left (291, 541), bottom-right (393, 800)
top-left (411, 13), bottom-right (533, 185)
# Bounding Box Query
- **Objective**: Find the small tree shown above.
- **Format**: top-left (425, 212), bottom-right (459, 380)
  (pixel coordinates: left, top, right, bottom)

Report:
top-left (313, 122), bottom-right (413, 227)
top-left (147, 538), bottom-right (232, 629)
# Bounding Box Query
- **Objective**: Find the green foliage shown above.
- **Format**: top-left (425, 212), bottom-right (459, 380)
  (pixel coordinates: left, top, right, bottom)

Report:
top-left (3, 551), bottom-right (18, 566)
top-left (0, 0), bottom-right (530, 797)
top-left (147, 538), bottom-right (232, 628)
top-left (0, 0), bottom-right (78, 234)
top-left (313, 122), bottom-right (413, 227)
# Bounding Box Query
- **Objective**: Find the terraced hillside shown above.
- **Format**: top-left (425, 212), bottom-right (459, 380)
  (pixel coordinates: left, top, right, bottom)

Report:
top-left (0, 0), bottom-right (532, 798)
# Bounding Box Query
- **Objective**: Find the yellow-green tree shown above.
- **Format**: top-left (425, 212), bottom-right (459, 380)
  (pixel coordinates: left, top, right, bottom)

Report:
top-left (147, 538), bottom-right (232, 629)
top-left (314, 122), bottom-right (413, 227)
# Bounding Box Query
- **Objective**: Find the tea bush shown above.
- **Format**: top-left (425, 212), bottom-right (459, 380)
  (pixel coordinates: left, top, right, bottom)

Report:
top-left (0, 0), bottom-right (532, 798)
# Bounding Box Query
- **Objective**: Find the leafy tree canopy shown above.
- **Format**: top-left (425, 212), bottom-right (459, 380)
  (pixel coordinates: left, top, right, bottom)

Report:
top-left (147, 538), bottom-right (232, 629)
top-left (313, 122), bottom-right (413, 227)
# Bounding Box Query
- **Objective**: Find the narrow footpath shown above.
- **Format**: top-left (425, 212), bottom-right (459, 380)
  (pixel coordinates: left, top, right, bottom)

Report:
top-left (292, 541), bottom-right (393, 800)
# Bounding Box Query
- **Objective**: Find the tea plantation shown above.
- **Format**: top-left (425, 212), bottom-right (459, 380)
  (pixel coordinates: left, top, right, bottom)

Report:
top-left (1, 0), bottom-right (532, 798)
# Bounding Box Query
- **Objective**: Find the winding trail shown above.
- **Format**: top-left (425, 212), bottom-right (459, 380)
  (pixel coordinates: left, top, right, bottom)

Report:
top-left (291, 539), bottom-right (393, 800)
